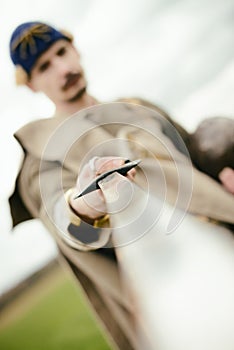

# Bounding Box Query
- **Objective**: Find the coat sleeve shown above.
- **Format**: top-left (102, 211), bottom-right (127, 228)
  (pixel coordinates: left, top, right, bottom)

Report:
top-left (14, 152), bottom-right (112, 251)
top-left (8, 169), bottom-right (34, 228)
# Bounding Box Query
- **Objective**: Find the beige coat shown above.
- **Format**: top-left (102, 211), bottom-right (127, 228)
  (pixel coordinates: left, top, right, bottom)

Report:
top-left (9, 99), bottom-right (234, 349)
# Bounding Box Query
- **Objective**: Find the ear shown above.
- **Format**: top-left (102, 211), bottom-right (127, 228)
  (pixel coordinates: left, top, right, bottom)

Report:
top-left (15, 65), bottom-right (28, 85)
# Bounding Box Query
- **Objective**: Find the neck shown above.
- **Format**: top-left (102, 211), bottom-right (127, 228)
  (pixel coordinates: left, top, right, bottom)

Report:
top-left (55, 93), bottom-right (99, 117)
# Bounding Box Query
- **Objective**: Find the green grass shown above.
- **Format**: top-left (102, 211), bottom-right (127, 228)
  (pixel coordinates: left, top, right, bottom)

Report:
top-left (0, 272), bottom-right (112, 350)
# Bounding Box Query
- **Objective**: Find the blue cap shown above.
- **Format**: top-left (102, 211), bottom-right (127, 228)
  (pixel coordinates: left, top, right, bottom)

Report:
top-left (10, 21), bottom-right (72, 75)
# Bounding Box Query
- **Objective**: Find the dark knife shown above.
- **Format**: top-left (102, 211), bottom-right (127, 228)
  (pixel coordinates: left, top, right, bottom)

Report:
top-left (73, 159), bottom-right (141, 199)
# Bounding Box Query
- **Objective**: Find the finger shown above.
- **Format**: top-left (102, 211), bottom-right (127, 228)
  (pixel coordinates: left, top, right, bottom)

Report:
top-left (88, 156), bottom-right (100, 172)
top-left (95, 157), bottom-right (125, 175)
top-left (126, 168), bottom-right (136, 180)
top-left (71, 189), bottom-right (107, 219)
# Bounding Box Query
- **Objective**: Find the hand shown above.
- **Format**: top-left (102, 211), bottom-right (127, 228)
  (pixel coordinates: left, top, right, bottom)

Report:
top-left (69, 156), bottom-right (136, 220)
top-left (219, 167), bottom-right (234, 195)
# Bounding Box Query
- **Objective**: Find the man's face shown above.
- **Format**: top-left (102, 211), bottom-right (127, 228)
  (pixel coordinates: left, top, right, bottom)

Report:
top-left (28, 39), bottom-right (87, 104)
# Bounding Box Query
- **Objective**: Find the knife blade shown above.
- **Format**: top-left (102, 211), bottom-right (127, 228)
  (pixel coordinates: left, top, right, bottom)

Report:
top-left (73, 159), bottom-right (141, 199)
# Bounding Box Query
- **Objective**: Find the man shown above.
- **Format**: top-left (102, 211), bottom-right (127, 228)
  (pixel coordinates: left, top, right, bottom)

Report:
top-left (9, 21), bottom-right (234, 350)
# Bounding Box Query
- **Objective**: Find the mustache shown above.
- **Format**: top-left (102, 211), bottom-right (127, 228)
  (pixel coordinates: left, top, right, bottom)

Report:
top-left (62, 72), bottom-right (82, 91)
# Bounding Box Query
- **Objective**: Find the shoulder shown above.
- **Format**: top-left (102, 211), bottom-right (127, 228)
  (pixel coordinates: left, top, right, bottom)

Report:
top-left (15, 118), bottom-right (45, 139)
top-left (116, 96), bottom-right (191, 152)
top-left (14, 116), bottom-right (60, 157)
top-left (116, 97), bottom-right (172, 119)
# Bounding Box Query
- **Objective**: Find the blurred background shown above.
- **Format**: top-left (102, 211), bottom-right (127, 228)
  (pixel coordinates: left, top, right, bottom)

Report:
top-left (0, 0), bottom-right (233, 348)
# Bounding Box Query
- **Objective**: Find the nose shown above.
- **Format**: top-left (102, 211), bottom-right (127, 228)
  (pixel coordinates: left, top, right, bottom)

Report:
top-left (54, 57), bottom-right (71, 77)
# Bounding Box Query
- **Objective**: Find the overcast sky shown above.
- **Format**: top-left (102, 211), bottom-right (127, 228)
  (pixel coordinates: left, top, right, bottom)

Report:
top-left (0, 0), bottom-right (234, 295)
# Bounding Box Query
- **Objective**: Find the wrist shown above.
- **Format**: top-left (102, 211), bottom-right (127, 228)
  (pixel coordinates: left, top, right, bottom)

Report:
top-left (65, 188), bottom-right (110, 227)
top-left (64, 188), bottom-right (81, 226)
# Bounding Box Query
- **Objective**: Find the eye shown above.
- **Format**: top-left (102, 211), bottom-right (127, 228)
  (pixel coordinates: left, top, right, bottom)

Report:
top-left (38, 61), bottom-right (50, 73)
top-left (57, 47), bottom-right (66, 56)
